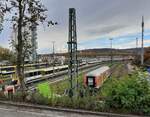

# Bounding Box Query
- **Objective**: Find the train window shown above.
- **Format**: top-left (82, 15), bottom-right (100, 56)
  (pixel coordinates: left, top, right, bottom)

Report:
top-left (37, 72), bottom-right (40, 75)
top-left (48, 71), bottom-right (53, 74)
top-left (38, 71), bottom-right (41, 75)
top-left (1, 67), bottom-right (14, 71)
top-left (87, 76), bottom-right (95, 87)
top-left (34, 71), bottom-right (40, 76)
top-left (25, 73), bottom-right (28, 77)
top-left (46, 70), bottom-right (53, 74)
top-left (29, 73), bottom-right (33, 77)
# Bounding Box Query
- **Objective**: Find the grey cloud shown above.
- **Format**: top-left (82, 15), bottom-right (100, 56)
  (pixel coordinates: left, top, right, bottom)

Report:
top-left (36, 0), bottom-right (150, 53)
top-left (86, 24), bottom-right (128, 36)
top-left (1, 0), bottom-right (149, 52)
top-left (44, 0), bottom-right (150, 33)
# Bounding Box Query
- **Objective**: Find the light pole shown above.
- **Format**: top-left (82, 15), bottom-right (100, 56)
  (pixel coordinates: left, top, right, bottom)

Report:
top-left (52, 41), bottom-right (55, 76)
top-left (109, 38), bottom-right (113, 64)
top-left (134, 38), bottom-right (138, 63)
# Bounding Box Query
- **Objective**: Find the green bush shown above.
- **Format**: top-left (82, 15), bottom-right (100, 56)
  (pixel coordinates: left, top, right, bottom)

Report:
top-left (0, 91), bottom-right (7, 100)
top-left (30, 92), bottom-right (50, 105)
top-left (48, 95), bottom-right (97, 110)
top-left (101, 71), bottom-right (150, 115)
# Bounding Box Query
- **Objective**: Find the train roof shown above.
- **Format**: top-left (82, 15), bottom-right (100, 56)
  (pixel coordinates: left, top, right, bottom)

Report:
top-left (24, 62), bottom-right (47, 67)
top-left (42, 67), bottom-right (53, 71)
top-left (0, 66), bottom-right (16, 69)
top-left (56, 65), bottom-right (68, 69)
top-left (1, 65), bottom-right (68, 74)
top-left (86, 66), bottom-right (110, 76)
top-left (42, 65), bottom-right (68, 71)
top-left (0, 63), bottom-right (47, 69)
top-left (1, 71), bottom-right (15, 74)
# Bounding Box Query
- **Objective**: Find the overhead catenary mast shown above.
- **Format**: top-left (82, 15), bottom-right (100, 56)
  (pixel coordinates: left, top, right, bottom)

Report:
top-left (141, 16), bottom-right (144, 65)
top-left (67, 8), bottom-right (78, 97)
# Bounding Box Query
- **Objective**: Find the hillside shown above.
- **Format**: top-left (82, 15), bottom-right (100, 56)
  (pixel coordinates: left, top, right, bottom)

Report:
top-left (39, 47), bottom-right (147, 57)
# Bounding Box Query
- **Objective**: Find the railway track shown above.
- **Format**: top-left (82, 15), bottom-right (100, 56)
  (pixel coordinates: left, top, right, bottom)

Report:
top-left (26, 62), bottom-right (106, 90)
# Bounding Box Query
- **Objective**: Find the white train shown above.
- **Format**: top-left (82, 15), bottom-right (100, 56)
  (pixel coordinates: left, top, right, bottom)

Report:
top-left (24, 63), bottom-right (87, 83)
top-left (24, 65), bottom-right (68, 83)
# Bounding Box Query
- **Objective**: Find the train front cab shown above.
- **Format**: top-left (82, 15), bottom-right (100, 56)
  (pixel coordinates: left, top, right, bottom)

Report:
top-left (84, 75), bottom-right (96, 88)
top-left (84, 74), bottom-right (106, 89)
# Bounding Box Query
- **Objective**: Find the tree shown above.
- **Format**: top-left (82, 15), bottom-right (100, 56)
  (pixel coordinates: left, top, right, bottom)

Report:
top-left (1, 0), bottom-right (57, 94)
top-left (11, 24), bottom-right (32, 63)
top-left (0, 15), bottom-right (3, 33)
top-left (0, 46), bottom-right (15, 62)
top-left (0, 1), bottom-right (4, 33)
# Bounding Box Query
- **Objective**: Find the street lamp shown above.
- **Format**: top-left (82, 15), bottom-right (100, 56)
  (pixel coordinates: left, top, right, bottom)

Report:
top-left (52, 41), bottom-right (55, 76)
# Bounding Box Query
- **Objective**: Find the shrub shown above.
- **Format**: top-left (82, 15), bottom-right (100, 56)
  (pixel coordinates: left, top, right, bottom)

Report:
top-left (101, 71), bottom-right (150, 115)
top-left (0, 91), bottom-right (6, 100)
top-left (30, 92), bottom-right (50, 105)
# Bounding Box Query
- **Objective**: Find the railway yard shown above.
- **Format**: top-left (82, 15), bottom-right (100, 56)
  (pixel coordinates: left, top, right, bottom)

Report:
top-left (1, 0), bottom-right (150, 116)
top-left (1, 60), bottom-right (150, 116)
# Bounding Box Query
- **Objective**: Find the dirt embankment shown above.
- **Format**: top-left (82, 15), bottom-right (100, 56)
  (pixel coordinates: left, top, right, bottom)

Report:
top-left (110, 62), bottom-right (134, 79)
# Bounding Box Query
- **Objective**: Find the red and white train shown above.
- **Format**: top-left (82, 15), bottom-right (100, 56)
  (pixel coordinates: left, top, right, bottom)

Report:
top-left (84, 66), bottom-right (110, 89)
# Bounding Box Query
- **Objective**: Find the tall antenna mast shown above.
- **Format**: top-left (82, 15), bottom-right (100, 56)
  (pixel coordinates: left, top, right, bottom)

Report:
top-left (31, 22), bottom-right (37, 63)
top-left (67, 8), bottom-right (78, 97)
top-left (141, 16), bottom-right (144, 65)
top-left (136, 38), bottom-right (138, 49)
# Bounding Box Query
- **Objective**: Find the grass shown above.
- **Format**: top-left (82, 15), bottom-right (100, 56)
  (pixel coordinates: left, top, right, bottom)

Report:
top-left (50, 62), bottom-right (119, 95)
top-left (51, 73), bottom-right (84, 95)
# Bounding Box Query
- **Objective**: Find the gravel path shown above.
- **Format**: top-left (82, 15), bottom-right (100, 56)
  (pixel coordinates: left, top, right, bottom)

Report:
top-left (0, 104), bottom-right (104, 117)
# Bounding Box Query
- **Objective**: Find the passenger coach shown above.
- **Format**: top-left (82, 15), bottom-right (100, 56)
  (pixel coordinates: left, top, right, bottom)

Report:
top-left (84, 66), bottom-right (110, 89)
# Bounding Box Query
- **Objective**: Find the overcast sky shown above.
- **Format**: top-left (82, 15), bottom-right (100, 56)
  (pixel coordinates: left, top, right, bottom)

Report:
top-left (1, 0), bottom-right (150, 54)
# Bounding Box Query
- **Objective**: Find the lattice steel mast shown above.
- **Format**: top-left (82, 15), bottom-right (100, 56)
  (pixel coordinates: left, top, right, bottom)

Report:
top-left (31, 23), bottom-right (37, 63)
top-left (67, 8), bottom-right (78, 97)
